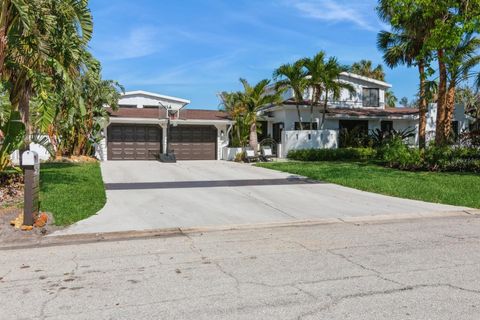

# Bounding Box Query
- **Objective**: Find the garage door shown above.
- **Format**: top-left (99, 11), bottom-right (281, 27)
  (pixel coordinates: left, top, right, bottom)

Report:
top-left (108, 124), bottom-right (162, 160)
top-left (169, 125), bottom-right (217, 160)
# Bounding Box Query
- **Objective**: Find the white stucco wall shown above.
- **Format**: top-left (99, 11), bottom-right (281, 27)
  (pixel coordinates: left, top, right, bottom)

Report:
top-left (95, 137), bottom-right (107, 161)
top-left (118, 91), bottom-right (189, 111)
top-left (425, 103), bottom-right (471, 142)
top-left (10, 142), bottom-right (52, 164)
top-left (278, 73), bottom-right (389, 110)
top-left (281, 130), bottom-right (338, 158)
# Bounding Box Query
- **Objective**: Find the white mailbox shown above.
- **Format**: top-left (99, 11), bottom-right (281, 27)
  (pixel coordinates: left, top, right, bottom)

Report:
top-left (22, 150), bottom-right (39, 167)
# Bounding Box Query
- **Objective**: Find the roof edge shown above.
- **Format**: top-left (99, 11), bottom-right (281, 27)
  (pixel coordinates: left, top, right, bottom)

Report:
top-left (123, 90), bottom-right (191, 104)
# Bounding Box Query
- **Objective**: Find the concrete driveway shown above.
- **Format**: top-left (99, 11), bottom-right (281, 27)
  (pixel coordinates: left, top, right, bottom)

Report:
top-left (57, 161), bottom-right (467, 235)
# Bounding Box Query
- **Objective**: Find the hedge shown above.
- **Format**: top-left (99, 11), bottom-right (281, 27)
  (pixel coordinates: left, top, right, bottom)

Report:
top-left (287, 148), bottom-right (377, 161)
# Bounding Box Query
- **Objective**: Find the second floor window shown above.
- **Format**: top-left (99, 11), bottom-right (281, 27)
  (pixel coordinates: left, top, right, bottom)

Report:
top-left (362, 88), bottom-right (380, 107)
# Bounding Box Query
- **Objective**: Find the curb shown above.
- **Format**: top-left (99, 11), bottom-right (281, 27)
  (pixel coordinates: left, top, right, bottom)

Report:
top-left (1, 209), bottom-right (479, 251)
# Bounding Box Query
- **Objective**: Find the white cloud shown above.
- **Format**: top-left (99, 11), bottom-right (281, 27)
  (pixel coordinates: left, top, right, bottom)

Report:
top-left (95, 26), bottom-right (165, 60)
top-left (284, 0), bottom-right (378, 31)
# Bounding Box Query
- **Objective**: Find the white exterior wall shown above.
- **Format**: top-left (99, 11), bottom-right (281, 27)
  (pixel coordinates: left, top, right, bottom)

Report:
top-left (278, 72), bottom-right (389, 110)
top-left (118, 91), bottom-right (189, 111)
top-left (281, 130), bottom-right (338, 158)
top-left (10, 142), bottom-right (51, 164)
top-left (425, 103), bottom-right (471, 143)
top-left (222, 147), bottom-right (243, 161)
top-left (95, 137), bottom-right (107, 161)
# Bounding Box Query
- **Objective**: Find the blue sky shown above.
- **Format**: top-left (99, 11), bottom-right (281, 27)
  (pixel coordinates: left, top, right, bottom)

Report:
top-left (89, 0), bottom-right (419, 109)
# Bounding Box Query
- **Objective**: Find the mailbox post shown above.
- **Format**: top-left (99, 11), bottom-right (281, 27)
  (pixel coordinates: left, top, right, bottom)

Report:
top-left (22, 151), bottom-right (40, 226)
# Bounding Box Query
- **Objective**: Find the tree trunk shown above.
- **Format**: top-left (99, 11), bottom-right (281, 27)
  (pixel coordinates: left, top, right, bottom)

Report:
top-left (321, 90), bottom-right (328, 129)
top-left (444, 82), bottom-right (456, 139)
top-left (249, 122), bottom-right (258, 154)
top-left (18, 82), bottom-right (31, 150)
top-left (418, 61), bottom-right (427, 149)
top-left (309, 87), bottom-right (315, 130)
top-left (435, 50), bottom-right (448, 145)
top-left (295, 104), bottom-right (303, 130)
top-left (0, 3), bottom-right (11, 77)
top-left (309, 103), bottom-right (314, 130)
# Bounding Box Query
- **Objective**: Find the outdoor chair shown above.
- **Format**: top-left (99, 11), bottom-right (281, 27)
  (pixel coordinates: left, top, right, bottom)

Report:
top-left (245, 148), bottom-right (259, 163)
top-left (260, 146), bottom-right (274, 162)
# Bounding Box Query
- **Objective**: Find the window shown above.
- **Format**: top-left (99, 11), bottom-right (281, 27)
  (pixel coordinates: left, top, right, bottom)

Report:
top-left (451, 121), bottom-right (459, 140)
top-left (294, 122), bottom-right (318, 130)
top-left (381, 121), bottom-right (393, 133)
top-left (362, 88), bottom-right (380, 107)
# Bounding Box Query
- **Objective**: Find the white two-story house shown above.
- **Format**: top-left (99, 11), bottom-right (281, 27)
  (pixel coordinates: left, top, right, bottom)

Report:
top-left (256, 72), bottom-right (471, 157)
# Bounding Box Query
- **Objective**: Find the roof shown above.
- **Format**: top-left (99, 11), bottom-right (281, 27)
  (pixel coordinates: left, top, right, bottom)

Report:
top-left (107, 107), bottom-right (231, 121)
top-left (340, 72), bottom-right (392, 88)
top-left (326, 107), bottom-right (419, 117)
top-left (122, 90), bottom-right (191, 104)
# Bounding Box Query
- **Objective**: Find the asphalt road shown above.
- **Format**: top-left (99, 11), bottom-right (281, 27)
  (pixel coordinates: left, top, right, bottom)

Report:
top-left (2, 215), bottom-right (480, 319)
top-left (55, 161), bottom-right (467, 235)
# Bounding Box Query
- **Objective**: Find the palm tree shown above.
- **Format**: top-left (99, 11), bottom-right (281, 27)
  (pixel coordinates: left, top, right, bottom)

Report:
top-left (273, 61), bottom-right (308, 130)
top-left (237, 78), bottom-right (283, 153)
top-left (301, 51), bottom-right (326, 130)
top-left (219, 91), bottom-right (249, 147)
top-left (385, 90), bottom-right (398, 108)
top-left (377, 24), bottom-right (430, 149)
top-left (319, 57), bottom-right (354, 128)
top-left (350, 60), bottom-right (386, 81)
top-left (443, 34), bottom-right (480, 138)
top-left (1, 0), bottom-right (93, 149)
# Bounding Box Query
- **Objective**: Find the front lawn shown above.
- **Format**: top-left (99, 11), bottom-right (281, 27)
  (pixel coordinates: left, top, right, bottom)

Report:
top-left (40, 162), bottom-right (106, 226)
top-left (257, 161), bottom-right (480, 209)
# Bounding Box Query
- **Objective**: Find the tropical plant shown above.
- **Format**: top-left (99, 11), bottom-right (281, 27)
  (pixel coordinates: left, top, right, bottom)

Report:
top-left (219, 91), bottom-right (249, 147)
top-left (319, 57), bottom-right (354, 128)
top-left (385, 90), bottom-right (398, 108)
top-left (377, 8), bottom-right (433, 149)
top-left (378, 0), bottom-right (480, 146)
top-left (370, 127), bottom-right (416, 147)
top-left (237, 78), bottom-right (283, 153)
top-left (273, 61), bottom-right (308, 130)
top-left (301, 51), bottom-right (326, 130)
top-left (349, 59), bottom-right (386, 81)
top-left (443, 33), bottom-right (480, 138)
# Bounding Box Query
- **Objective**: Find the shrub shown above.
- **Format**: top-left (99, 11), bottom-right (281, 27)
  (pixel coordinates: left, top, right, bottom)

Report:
top-left (380, 138), bottom-right (422, 170)
top-left (287, 147), bottom-right (376, 161)
top-left (234, 151), bottom-right (245, 162)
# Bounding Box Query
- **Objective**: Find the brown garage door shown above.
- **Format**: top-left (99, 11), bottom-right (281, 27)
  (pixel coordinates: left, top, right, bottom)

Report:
top-left (108, 124), bottom-right (162, 160)
top-left (169, 125), bottom-right (217, 160)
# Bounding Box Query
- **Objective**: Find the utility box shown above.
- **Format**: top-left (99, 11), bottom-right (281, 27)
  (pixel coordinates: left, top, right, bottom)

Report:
top-left (22, 151), bottom-right (40, 226)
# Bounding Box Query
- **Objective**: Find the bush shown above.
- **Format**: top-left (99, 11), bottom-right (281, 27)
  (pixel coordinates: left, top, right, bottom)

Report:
top-left (379, 139), bottom-right (480, 172)
top-left (380, 138), bottom-right (422, 170)
top-left (287, 147), bottom-right (377, 161)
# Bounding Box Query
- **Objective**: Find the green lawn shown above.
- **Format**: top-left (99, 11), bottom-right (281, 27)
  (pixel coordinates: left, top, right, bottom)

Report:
top-left (257, 161), bottom-right (480, 209)
top-left (40, 162), bottom-right (106, 226)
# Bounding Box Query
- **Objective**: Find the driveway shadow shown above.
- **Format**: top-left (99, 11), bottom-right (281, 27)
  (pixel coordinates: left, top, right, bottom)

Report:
top-left (104, 177), bottom-right (324, 190)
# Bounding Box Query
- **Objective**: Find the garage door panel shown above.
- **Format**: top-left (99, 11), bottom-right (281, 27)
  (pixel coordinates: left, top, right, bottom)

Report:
top-left (169, 125), bottom-right (217, 160)
top-left (108, 124), bottom-right (162, 160)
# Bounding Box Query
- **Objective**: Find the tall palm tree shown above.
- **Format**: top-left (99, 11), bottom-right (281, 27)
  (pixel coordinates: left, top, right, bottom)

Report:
top-left (350, 59), bottom-right (386, 81)
top-left (443, 34), bottom-right (480, 138)
top-left (319, 57), bottom-right (354, 128)
top-left (377, 24), bottom-right (430, 149)
top-left (301, 51), bottom-right (326, 130)
top-left (273, 61), bottom-right (308, 130)
top-left (238, 78), bottom-right (283, 153)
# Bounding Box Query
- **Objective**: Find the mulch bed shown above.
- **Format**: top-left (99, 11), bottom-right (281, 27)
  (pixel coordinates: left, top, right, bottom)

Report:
top-left (1, 171), bottom-right (62, 246)
top-left (0, 171), bottom-right (24, 207)
top-left (0, 207), bottom-right (61, 246)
